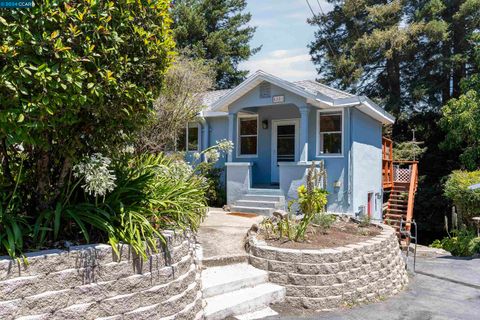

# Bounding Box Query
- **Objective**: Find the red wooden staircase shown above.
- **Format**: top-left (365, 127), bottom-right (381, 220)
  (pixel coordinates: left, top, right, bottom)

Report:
top-left (382, 138), bottom-right (419, 240)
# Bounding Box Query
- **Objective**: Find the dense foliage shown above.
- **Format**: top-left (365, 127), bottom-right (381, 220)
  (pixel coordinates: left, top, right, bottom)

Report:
top-left (308, 0), bottom-right (479, 116)
top-left (171, 0), bottom-right (260, 88)
top-left (444, 170), bottom-right (480, 225)
top-left (0, 0), bottom-right (175, 212)
top-left (0, 2), bottom-right (215, 259)
top-left (440, 37), bottom-right (480, 171)
top-left (431, 228), bottom-right (480, 256)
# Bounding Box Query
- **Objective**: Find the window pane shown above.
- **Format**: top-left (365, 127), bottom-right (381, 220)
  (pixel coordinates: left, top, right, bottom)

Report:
top-left (187, 126), bottom-right (199, 151)
top-left (321, 133), bottom-right (342, 154)
top-left (320, 113), bottom-right (341, 132)
top-left (240, 136), bottom-right (257, 155)
top-left (240, 118), bottom-right (257, 135)
top-left (177, 128), bottom-right (186, 151)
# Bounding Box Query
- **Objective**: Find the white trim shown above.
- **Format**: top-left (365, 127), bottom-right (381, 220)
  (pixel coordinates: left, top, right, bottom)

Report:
top-left (236, 114), bottom-right (259, 158)
top-left (316, 108), bottom-right (344, 157)
top-left (271, 119), bottom-right (300, 183)
top-left (208, 70), bottom-right (395, 124)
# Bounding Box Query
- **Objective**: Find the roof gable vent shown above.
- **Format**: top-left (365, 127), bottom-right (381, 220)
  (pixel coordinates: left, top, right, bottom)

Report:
top-left (259, 82), bottom-right (271, 98)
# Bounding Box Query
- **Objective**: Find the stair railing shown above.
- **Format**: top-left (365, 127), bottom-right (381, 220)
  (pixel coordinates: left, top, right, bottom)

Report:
top-left (406, 162), bottom-right (418, 223)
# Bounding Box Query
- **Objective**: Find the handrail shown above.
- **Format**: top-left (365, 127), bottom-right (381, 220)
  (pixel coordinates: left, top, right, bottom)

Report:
top-left (406, 162), bottom-right (418, 223)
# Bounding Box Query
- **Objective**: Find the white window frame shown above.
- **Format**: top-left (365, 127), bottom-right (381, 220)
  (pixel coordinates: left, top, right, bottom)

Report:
top-left (316, 108), bottom-right (344, 157)
top-left (184, 122), bottom-right (201, 152)
top-left (237, 114), bottom-right (259, 158)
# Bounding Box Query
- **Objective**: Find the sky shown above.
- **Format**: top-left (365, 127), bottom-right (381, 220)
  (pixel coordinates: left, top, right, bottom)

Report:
top-left (239, 0), bottom-right (333, 81)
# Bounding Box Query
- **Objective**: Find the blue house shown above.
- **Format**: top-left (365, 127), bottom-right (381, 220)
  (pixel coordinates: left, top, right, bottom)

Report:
top-left (189, 71), bottom-right (394, 220)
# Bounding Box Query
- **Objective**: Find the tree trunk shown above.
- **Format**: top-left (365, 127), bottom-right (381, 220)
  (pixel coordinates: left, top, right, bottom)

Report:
top-left (386, 54), bottom-right (402, 116)
top-left (1, 138), bottom-right (14, 185)
top-left (35, 150), bottom-right (51, 211)
top-left (451, 1), bottom-right (467, 98)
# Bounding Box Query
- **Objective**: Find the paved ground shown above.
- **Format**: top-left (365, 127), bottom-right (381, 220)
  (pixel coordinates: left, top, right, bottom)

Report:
top-left (269, 250), bottom-right (480, 320)
top-left (197, 208), bottom-right (263, 264)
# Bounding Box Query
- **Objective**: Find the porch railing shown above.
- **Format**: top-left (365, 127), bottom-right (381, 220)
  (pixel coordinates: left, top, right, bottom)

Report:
top-left (382, 137), bottom-right (394, 189)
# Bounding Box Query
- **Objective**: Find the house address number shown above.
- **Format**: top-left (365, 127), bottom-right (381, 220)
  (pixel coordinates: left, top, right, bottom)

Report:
top-left (272, 95), bottom-right (285, 103)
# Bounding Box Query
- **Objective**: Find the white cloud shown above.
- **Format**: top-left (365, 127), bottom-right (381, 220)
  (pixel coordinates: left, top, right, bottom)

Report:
top-left (240, 49), bottom-right (317, 81)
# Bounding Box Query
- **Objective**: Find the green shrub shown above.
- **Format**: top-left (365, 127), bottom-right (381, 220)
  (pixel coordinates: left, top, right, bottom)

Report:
top-left (311, 212), bottom-right (336, 234)
top-left (444, 170), bottom-right (480, 224)
top-left (262, 162), bottom-right (329, 242)
top-left (431, 229), bottom-right (480, 256)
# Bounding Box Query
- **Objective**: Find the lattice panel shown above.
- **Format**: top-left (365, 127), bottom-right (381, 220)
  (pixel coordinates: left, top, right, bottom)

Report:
top-left (394, 167), bottom-right (411, 182)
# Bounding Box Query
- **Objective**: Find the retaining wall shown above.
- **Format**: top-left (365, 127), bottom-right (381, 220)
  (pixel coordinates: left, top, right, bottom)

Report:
top-left (0, 232), bottom-right (203, 320)
top-left (248, 224), bottom-right (408, 310)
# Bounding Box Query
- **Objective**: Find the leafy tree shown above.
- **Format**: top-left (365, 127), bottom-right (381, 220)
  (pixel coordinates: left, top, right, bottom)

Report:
top-left (440, 74), bottom-right (480, 170)
top-left (307, 0), bottom-right (479, 116)
top-left (0, 1), bottom-right (175, 212)
top-left (136, 55), bottom-right (215, 153)
top-left (171, 0), bottom-right (260, 89)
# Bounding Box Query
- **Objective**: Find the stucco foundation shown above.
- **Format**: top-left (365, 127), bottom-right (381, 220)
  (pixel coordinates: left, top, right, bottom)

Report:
top-left (0, 231), bottom-right (203, 320)
top-left (247, 224), bottom-right (408, 310)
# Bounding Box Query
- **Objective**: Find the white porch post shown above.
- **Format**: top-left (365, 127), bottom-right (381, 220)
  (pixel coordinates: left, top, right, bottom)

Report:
top-left (227, 112), bottom-right (236, 162)
top-left (299, 105), bottom-right (310, 162)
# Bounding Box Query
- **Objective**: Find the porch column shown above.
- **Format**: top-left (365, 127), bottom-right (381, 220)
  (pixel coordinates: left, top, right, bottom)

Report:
top-left (299, 105), bottom-right (310, 162)
top-left (227, 112), bottom-right (236, 162)
top-left (199, 117), bottom-right (209, 151)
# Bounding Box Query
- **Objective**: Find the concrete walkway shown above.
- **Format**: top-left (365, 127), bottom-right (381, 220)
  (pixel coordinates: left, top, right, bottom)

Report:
top-left (270, 248), bottom-right (480, 320)
top-left (197, 208), bottom-right (263, 266)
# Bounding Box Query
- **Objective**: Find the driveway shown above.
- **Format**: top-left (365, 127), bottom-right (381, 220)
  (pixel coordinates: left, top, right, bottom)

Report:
top-left (269, 250), bottom-right (480, 320)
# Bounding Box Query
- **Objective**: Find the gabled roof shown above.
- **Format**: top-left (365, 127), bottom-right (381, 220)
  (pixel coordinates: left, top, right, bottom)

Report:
top-left (200, 70), bottom-right (395, 124)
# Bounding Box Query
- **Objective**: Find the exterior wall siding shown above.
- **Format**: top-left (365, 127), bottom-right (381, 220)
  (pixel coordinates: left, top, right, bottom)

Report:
top-left (350, 108), bottom-right (383, 220)
top-left (200, 83), bottom-right (385, 217)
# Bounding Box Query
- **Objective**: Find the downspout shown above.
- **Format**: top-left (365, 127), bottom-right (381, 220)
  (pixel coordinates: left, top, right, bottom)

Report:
top-left (199, 116), bottom-right (209, 160)
top-left (348, 107), bottom-right (353, 214)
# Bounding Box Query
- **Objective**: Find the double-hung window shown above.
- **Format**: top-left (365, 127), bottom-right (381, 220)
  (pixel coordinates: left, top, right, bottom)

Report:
top-left (238, 116), bottom-right (258, 156)
top-left (176, 123), bottom-right (200, 152)
top-left (317, 110), bottom-right (343, 156)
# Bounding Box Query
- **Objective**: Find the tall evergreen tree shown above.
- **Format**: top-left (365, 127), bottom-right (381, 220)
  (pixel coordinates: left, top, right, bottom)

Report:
top-left (172, 0), bottom-right (260, 89)
top-left (307, 0), bottom-right (479, 116)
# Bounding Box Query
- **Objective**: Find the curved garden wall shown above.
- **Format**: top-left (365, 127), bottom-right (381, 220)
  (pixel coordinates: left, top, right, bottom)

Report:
top-left (0, 231), bottom-right (203, 320)
top-left (248, 224), bottom-right (408, 310)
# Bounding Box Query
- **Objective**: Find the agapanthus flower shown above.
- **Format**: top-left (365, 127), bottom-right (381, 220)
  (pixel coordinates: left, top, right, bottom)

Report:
top-left (216, 139), bottom-right (234, 153)
top-left (73, 153), bottom-right (117, 197)
top-left (205, 149), bottom-right (220, 163)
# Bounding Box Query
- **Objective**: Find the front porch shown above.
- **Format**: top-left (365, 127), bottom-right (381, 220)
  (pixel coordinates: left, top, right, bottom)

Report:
top-left (226, 102), bottom-right (312, 188)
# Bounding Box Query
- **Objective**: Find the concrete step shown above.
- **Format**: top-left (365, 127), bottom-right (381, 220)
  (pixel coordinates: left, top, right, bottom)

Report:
top-left (235, 200), bottom-right (280, 209)
top-left (248, 188), bottom-right (284, 195)
top-left (230, 205), bottom-right (274, 216)
top-left (204, 282), bottom-right (285, 320)
top-left (243, 194), bottom-right (285, 202)
top-left (202, 263), bottom-right (268, 298)
top-left (235, 307), bottom-right (278, 319)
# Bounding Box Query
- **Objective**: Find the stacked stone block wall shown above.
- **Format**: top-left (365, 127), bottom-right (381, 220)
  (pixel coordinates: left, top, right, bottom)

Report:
top-left (0, 232), bottom-right (203, 320)
top-left (248, 224), bottom-right (408, 310)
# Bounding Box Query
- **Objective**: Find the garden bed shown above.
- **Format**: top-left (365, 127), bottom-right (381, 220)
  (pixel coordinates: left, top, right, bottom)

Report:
top-left (247, 221), bottom-right (408, 311)
top-left (262, 218), bottom-right (381, 249)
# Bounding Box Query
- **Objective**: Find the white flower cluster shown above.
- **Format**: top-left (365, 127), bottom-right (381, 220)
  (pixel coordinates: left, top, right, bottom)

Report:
top-left (216, 139), bottom-right (234, 153)
top-left (73, 153), bottom-right (117, 197)
top-left (160, 160), bottom-right (194, 181)
top-left (205, 149), bottom-right (220, 163)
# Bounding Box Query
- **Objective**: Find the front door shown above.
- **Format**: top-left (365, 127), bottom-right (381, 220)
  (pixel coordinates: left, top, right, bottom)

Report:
top-left (271, 120), bottom-right (299, 184)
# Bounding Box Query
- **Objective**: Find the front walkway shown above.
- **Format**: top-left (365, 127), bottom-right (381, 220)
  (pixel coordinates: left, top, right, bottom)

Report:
top-left (270, 248), bottom-right (480, 320)
top-left (197, 208), bottom-right (263, 266)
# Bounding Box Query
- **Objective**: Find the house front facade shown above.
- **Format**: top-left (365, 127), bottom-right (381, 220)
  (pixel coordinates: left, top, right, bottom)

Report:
top-left (186, 71), bottom-right (395, 220)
